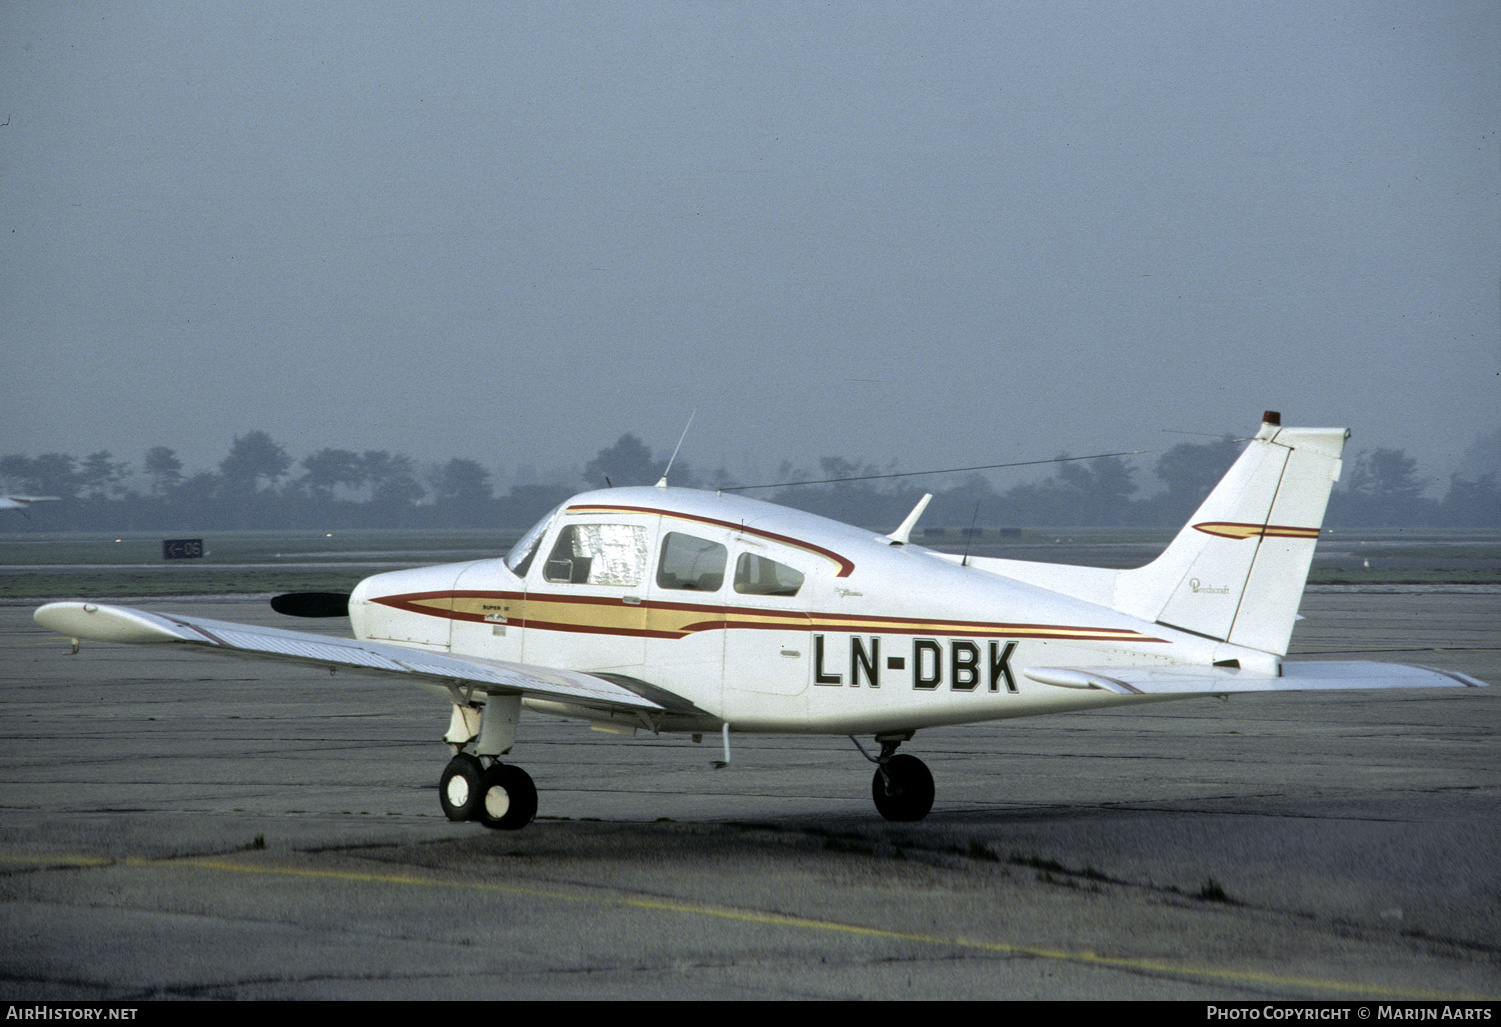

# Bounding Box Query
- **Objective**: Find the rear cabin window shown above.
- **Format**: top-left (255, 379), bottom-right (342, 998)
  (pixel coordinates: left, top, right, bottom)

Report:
top-left (733, 553), bottom-right (805, 596)
top-left (543, 524), bottom-right (649, 586)
top-left (656, 532), bottom-right (727, 592)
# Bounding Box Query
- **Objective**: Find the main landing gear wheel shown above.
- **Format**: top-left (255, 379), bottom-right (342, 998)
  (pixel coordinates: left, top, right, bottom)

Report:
top-left (872, 753), bottom-right (935, 822)
top-left (439, 753), bottom-right (484, 822)
top-left (475, 763), bottom-right (538, 831)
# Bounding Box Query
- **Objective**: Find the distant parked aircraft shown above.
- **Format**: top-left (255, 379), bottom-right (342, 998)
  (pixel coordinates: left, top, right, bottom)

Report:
top-left (0, 495), bottom-right (59, 516)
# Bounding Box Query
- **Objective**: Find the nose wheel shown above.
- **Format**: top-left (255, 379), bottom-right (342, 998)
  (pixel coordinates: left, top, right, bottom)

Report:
top-left (871, 753), bottom-right (935, 822)
top-left (439, 753), bottom-right (537, 830)
top-left (852, 734), bottom-right (935, 822)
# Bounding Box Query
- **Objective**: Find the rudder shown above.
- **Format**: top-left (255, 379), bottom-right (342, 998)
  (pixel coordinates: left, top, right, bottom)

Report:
top-left (1115, 412), bottom-right (1348, 655)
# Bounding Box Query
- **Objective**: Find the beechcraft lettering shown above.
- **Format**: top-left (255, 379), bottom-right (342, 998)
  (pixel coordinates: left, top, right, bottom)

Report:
top-left (34, 412), bottom-right (1488, 829)
top-left (813, 634), bottom-right (1019, 693)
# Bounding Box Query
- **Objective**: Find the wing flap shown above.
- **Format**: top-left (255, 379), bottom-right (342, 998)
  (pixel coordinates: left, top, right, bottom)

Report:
top-left (35, 602), bottom-right (665, 713)
top-left (1023, 661), bottom-right (1486, 696)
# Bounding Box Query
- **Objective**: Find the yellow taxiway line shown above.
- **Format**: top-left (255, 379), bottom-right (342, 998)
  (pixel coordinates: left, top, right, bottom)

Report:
top-left (4, 852), bottom-right (1493, 1001)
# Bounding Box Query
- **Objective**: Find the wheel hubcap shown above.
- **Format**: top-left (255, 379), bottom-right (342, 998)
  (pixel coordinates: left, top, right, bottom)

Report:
top-left (446, 776), bottom-right (471, 807)
top-left (484, 786), bottom-right (511, 819)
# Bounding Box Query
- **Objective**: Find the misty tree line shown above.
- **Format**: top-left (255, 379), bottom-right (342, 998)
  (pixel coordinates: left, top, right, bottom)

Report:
top-left (2, 430), bottom-right (1499, 533)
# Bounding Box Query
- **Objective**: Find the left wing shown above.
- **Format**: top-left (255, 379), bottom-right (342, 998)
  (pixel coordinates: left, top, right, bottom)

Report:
top-left (34, 601), bottom-right (666, 714)
top-left (1023, 661), bottom-right (1486, 695)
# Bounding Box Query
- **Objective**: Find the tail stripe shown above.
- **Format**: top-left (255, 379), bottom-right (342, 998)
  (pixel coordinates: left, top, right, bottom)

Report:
top-left (1193, 522), bottom-right (1320, 540)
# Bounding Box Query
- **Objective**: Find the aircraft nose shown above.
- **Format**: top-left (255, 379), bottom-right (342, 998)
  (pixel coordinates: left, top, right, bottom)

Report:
top-left (349, 564), bottom-right (465, 647)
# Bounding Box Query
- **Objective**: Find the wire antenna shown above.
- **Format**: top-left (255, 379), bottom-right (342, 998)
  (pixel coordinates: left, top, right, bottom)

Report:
top-left (655, 407), bottom-right (698, 489)
top-left (1161, 428), bottom-right (1251, 441)
top-left (721, 449), bottom-right (1151, 492)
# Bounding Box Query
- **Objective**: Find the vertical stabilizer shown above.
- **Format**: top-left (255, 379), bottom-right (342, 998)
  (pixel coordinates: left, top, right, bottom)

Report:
top-left (1115, 413), bottom-right (1348, 655)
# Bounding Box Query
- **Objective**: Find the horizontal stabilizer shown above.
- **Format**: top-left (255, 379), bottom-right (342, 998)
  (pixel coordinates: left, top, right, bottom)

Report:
top-left (1023, 661), bottom-right (1486, 696)
top-left (34, 602), bottom-right (664, 713)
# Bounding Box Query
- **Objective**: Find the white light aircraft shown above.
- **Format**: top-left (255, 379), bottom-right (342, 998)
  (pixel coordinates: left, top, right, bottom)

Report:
top-left (1, 495), bottom-right (60, 514)
top-left (34, 413), bottom-right (1486, 829)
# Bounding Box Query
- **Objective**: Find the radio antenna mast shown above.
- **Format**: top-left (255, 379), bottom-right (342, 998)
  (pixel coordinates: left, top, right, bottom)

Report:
top-left (655, 407), bottom-right (698, 489)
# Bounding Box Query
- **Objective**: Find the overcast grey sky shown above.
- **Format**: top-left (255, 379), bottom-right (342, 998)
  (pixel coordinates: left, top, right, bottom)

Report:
top-left (3, 2), bottom-right (1497, 490)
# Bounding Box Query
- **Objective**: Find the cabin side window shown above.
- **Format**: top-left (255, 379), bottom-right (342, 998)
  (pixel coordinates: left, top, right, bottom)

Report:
top-left (733, 552), bottom-right (805, 596)
top-left (543, 524), bottom-right (649, 586)
top-left (656, 532), bottom-right (727, 592)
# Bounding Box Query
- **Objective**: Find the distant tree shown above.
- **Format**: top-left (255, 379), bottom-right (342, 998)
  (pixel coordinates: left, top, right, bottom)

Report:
top-left (80, 450), bottom-right (129, 501)
top-left (0, 455), bottom-right (38, 495)
top-left (0, 456), bottom-right (23, 491)
top-left (220, 431), bottom-right (292, 494)
top-left (363, 451), bottom-right (425, 512)
top-left (298, 448), bottom-right (366, 500)
top-left (817, 456), bottom-right (867, 483)
top-left (131, 469), bottom-right (221, 529)
top-left (1335, 448), bottom-right (1434, 526)
top-left (430, 458), bottom-right (493, 526)
top-left (1439, 474), bottom-right (1501, 528)
top-left (497, 483), bottom-right (575, 527)
top-left (769, 456), bottom-right (915, 527)
top-left (926, 472), bottom-right (997, 528)
top-left (175, 471), bottom-right (219, 515)
top-left (1152, 438), bottom-right (1242, 520)
top-left (20, 454), bottom-right (82, 499)
top-left (707, 466), bottom-right (739, 490)
top-left (774, 459), bottom-right (810, 485)
top-left (1052, 455), bottom-right (1138, 525)
top-left (993, 475), bottom-right (1071, 526)
top-left (1347, 448), bottom-right (1424, 501)
top-left (1457, 427), bottom-right (1501, 481)
top-left (143, 446), bottom-right (183, 496)
top-left (584, 434), bottom-right (661, 488)
top-left (430, 459), bottom-right (492, 504)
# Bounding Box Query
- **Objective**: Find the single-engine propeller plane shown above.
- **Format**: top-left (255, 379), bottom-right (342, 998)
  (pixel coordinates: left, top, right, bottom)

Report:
top-left (35, 413), bottom-right (1487, 829)
top-left (1, 495), bottom-right (60, 516)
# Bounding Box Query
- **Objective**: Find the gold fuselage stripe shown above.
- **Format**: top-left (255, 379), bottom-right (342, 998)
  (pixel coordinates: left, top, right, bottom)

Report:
top-left (370, 590), bottom-right (1164, 643)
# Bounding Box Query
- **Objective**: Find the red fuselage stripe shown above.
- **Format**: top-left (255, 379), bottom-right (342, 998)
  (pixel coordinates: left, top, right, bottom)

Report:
top-left (369, 590), bottom-right (1164, 642)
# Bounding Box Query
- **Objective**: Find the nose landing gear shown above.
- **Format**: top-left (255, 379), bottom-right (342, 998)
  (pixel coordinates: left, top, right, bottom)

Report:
top-left (871, 753), bottom-right (935, 822)
top-left (853, 733), bottom-right (935, 822)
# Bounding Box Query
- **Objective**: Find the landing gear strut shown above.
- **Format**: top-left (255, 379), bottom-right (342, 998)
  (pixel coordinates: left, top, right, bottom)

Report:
top-left (438, 695), bottom-right (537, 830)
top-left (854, 734), bottom-right (935, 822)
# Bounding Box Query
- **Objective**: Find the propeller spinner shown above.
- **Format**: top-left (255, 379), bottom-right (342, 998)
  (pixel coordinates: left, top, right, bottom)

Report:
top-left (270, 592), bottom-right (351, 618)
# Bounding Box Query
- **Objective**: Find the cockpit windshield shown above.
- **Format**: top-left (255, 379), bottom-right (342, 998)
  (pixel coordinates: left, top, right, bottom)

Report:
top-left (504, 503), bottom-right (563, 576)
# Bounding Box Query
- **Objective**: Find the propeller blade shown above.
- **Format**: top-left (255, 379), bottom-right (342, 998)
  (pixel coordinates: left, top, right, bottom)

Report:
top-left (270, 592), bottom-right (351, 618)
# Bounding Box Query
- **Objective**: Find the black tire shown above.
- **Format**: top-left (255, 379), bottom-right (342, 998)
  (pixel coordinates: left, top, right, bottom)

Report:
top-left (475, 763), bottom-right (538, 831)
top-left (871, 753), bottom-right (935, 822)
top-left (439, 753), bottom-right (484, 822)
